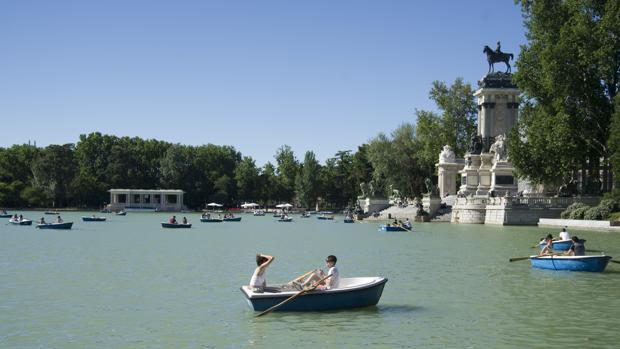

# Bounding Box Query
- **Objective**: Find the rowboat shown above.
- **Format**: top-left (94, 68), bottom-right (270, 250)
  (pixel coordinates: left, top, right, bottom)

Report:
top-left (200, 218), bottom-right (223, 223)
top-left (317, 215), bottom-right (334, 220)
top-left (300, 213), bottom-right (311, 218)
top-left (537, 239), bottom-right (583, 251)
top-left (253, 210), bottom-right (266, 216)
top-left (115, 211), bottom-right (127, 216)
top-left (44, 211), bottom-right (60, 215)
top-left (241, 277), bottom-right (388, 312)
top-left (223, 217), bottom-right (242, 222)
top-left (82, 216), bottom-right (106, 222)
top-left (379, 225), bottom-right (407, 232)
top-left (277, 217), bottom-right (293, 222)
top-left (530, 255), bottom-right (612, 272)
top-left (9, 219), bottom-right (32, 225)
top-left (343, 218), bottom-right (354, 223)
top-left (161, 222), bottom-right (192, 228)
top-left (36, 222), bottom-right (73, 230)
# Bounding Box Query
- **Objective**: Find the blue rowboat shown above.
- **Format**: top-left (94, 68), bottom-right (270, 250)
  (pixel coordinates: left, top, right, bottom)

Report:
top-left (241, 277), bottom-right (388, 312)
top-left (379, 225), bottom-right (406, 232)
top-left (200, 218), bottom-right (223, 223)
top-left (277, 218), bottom-right (293, 222)
top-left (161, 222), bottom-right (192, 228)
top-left (530, 255), bottom-right (612, 272)
top-left (537, 239), bottom-right (583, 251)
top-left (82, 216), bottom-right (106, 222)
top-left (223, 217), bottom-right (242, 222)
top-left (36, 222), bottom-right (73, 230)
top-left (9, 219), bottom-right (32, 225)
top-left (343, 218), bottom-right (354, 223)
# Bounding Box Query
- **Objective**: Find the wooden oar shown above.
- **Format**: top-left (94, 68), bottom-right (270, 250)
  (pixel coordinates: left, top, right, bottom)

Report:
top-left (256, 274), bottom-right (333, 317)
top-left (509, 252), bottom-right (564, 262)
top-left (609, 260), bottom-right (620, 265)
top-left (286, 269), bottom-right (315, 284)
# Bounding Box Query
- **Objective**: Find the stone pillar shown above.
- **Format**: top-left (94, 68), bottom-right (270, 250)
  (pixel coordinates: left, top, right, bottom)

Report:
top-left (476, 152), bottom-right (494, 196)
top-left (437, 162), bottom-right (464, 197)
top-left (490, 160), bottom-right (518, 196)
top-left (459, 154), bottom-right (481, 196)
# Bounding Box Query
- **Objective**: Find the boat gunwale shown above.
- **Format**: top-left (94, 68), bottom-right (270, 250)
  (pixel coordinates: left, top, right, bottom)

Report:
top-left (240, 277), bottom-right (388, 300)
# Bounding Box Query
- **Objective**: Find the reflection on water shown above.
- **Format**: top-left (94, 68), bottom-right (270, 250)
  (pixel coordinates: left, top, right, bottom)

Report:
top-left (1, 212), bottom-right (620, 348)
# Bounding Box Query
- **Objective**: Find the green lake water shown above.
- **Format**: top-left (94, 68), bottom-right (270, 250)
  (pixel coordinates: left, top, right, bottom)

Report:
top-left (1, 212), bottom-right (620, 348)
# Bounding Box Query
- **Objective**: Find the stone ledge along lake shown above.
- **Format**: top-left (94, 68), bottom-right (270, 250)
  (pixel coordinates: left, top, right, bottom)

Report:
top-left (1, 212), bottom-right (619, 348)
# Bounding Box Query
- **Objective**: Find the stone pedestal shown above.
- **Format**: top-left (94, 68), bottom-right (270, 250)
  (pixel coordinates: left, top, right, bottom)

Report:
top-left (422, 195), bottom-right (442, 217)
top-left (358, 197), bottom-right (390, 214)
top-left (476, 152), bottom-right (494, 196)
top-left (490, 160), bottom-right (518, 196)
top-left (459, 154), bottom-right (481, 196)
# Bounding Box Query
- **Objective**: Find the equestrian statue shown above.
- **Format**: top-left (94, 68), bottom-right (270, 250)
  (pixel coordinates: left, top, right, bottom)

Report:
top-left (483, 41), bottom-right (514, 74)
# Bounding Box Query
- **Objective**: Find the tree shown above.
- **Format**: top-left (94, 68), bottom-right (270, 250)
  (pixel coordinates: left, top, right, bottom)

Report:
top-left (296, 151), bottom-right (321, 208)
top-left (31, 144), bottom-right (77, 207)
top-left (235, 156), bottom-right (260, 201)
top-left (274, 145), bottom-right (299, 202)
top-left (510, 0), bottom-right (620, 190)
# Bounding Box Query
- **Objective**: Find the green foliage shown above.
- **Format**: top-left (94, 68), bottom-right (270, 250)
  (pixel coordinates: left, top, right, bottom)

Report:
top-left (295, 151), bottom-right (321, 208)
top-left (274, 145), bottom-right (299, 203)
top-left (583, 206), bottom-right (605, 221)
top-left (569, 206), bottom-right (591, 220)
top-left (512, 0), bottom-right (620, 188)
top-left (235, 157), bottom-right (260, 202)
top-left (560, 202), bottom-right (590, 219)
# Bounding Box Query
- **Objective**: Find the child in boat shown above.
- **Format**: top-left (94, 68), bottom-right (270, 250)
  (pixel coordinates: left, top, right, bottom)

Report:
top-left (249, 254), bottom-right (274, 292)
top-left (297, 255), bottom-right (340, 290)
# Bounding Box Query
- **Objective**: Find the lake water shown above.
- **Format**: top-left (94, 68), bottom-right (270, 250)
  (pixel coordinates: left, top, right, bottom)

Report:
top-left (1, 212), bottom-right (620, 348)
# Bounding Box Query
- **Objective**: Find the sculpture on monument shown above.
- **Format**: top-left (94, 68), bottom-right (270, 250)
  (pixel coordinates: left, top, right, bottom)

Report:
top-left (424, 178), bottom-right (439, 197)
top-left (439, 145), bottom-right (456, 164)
top-left (483, 42), bottom-right (514, 74)
top-left (359, 182), bottom-right (369, 198)
top-left (489, 134), bottom-right (508, 162)
top-left (468, 135), bottom-right (483, 155)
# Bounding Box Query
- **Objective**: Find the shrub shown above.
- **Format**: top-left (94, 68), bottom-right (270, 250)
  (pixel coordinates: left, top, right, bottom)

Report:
top-left (598, 199), bottom-right (617, 215)
top-left (583, 206), bottom-right (604, 220)
top-left (569, 206), bottom-right (590, 220)
top-left (561, 202), bottom-right (590, 219)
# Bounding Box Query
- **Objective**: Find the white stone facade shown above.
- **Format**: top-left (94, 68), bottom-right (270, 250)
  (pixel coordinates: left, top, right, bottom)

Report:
top-left (108, 189), bottom-right (185, 212)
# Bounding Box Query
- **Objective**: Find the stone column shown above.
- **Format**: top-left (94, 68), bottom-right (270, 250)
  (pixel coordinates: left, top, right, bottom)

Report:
top-left (459, 154), bottom-right (481, 196)
top-left (437, 162), bottom-right (464, 197)
top-left (490, 160), bottom-right (518, 196)
top-left (476, 152), bottom-right (494, 196)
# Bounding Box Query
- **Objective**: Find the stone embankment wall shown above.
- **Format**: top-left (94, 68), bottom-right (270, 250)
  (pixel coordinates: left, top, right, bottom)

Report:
top-left (538, 218), bottom-right (620, 231)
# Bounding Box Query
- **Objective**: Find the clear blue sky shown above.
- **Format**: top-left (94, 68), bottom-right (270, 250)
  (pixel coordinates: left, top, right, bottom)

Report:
top-left (0, 0), bottom-right (526, 165)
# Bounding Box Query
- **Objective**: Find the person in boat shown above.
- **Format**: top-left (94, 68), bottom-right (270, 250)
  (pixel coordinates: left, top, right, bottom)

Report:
top-left (297, 255), bottom-right (340, 290)
top-left (169, 215), bottom-right (177, 224)
top-left (182, 216), bottom-right (188, 224)
top-left (56, 215), bottom-right (63, 223)
top-left (559, 227), bottom-right (570, 241)
top-left (39, 217), bottom-right (46, 224)
top-left (565, 236), bottom-right (585, 256)
top-left (403, 218), bottom-right (412, 229)
top-left (19, 214), bottom-right (24, 221)
top-left (249, 253), bottom-right (275, 293)
top-left (12, 214), bottom-right (18, 221)
top-left (1, 209), bottom-right (6, 214)
top-left (539, 234), bottom-right (554, 255)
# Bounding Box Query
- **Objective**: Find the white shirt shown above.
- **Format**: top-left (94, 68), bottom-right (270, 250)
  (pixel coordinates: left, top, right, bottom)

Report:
top-left (249, 268), bottom-right (266, 288)
top-left (559, 231), bottom-right (570, 241)
top-left (327, 266), bottom-right (340, 289)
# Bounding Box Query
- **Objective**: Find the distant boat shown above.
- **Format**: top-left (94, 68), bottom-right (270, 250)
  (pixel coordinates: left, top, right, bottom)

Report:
top-left (379, 225), bottom-right (406, 232)
top-left (277, 217), bottom-right (293, 222)
top-left (44, 211), bottom-right (60, 215)
top-left (200, 217), bottom-right (223, 223)
top-left (9, 219), bottom-right (32, 225)
top-left (0, 213), bottom-right (11, 218)
top-left (115, 211), bottom-right (127, 216)
top-left (253, 210), bottom-right (266, 216)
top-left (241, 277), bottom-right (388, 312)
top-left (343, 218), bottom-right (354, 223)
top-left (161, 222), bottom-right (192, 228)
top-left (223, 217), bottom-right (242, 222)
top-left (300, 213), bottom-right (311, 218)
top-left (36, 222), bottom-right (73, 230)
top-left (530, 255), bottom-right (612, 272)
top-left (317, 215), bottom-right (334, 220)
top-left (82, 216), bottom-right (107, 222)
top-left (537, 239), bottom-right (581, 251)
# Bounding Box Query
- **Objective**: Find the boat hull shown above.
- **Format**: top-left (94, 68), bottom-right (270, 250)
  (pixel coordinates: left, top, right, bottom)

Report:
top-left (161, 223), bottom-right (192, 228)
top-left (530, 255), bottom-right (612, 272)
top-left (343, 219), bottom-right (354, 223)
top-left (223, 217), bottom-right (242, 222)
top-left (537, 240), bottom-right (577, 251)
top-left (9, 220), bottom-right (32, 225)
top-left (36, 222), bottom-right (73, 230)
top-left (317, 216), bottom-right (334, 220)
top-left (0, 214), bottom-right (12, 218)
top-left (44, 212), bottom-right (59, 215)
top-left (380, 225), bottom-right (406, 232)
top-left (82, 217), bottom-right (106, 222)
top-left (241, 277), bottom-right (388, 312)
top-left (115, 212), bottom-right (127, 216)
top-left (277, 218), bottom-right (293, 222)
top-left (200, 218), bottom-right (223, 223)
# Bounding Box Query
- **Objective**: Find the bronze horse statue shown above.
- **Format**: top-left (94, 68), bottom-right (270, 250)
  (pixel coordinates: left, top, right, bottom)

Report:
top-left (483, 46), bottom-right (514, 74)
